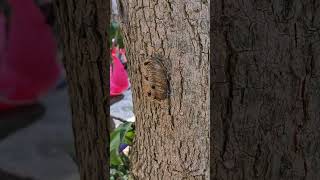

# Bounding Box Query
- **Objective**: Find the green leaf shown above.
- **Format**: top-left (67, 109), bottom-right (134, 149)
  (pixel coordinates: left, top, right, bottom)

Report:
top-left (110, 149), bottom-right (123, 165)
top-left (110, 128), bottom-right (121, 151)
top-left (109, 122), bottom-right (135, 179)
top-left (124, 130), bottom-right (135, 145)
top-left (110, 128), bottom-right (122, 166)
top-left (110, 122), bottom-right (135, 166)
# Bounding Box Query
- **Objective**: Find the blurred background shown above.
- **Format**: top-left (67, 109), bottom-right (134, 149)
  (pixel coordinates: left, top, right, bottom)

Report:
top-left (0, 0), bottom-right (134, 179)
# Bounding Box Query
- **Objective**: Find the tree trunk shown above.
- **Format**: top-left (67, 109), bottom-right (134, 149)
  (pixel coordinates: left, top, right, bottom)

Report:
top-left (119, 0), bottom-right (209, 179)
top-left (54, 1), bottom-right (110, 179)
top-left (211, 0), bottom-right (320, 179)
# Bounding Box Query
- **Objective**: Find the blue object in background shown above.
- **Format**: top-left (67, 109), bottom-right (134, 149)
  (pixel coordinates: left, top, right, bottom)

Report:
top-left (119, 143), bottom-right (128, 153)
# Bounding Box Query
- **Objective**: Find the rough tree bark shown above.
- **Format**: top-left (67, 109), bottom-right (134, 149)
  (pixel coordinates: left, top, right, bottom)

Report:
top-left (119, 0), bottom-right (209, 179)
top-left (211, 0), bottom-right (320, 179)
top-left (55, 1), bottom-right (110, 179)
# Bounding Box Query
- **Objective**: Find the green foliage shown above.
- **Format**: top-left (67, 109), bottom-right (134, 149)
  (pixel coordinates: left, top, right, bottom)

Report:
top-left (65, 121), bottom-right (135, 180)
top-left (108, 21), bottom-right (124, 48)
top-left (110, 122), bottom-right (135, 180)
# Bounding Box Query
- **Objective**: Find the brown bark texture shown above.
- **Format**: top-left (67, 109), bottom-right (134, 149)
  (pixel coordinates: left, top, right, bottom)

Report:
top-left (55, 0), bottom-right (110, 180)
top-left (119, 0), bottom-right (209, 179)
top-left (211, 0), bottom-right (320, 179)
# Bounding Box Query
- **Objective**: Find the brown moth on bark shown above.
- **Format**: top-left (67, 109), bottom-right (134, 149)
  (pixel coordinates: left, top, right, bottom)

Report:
top-left (141, 58), bottom-right (169, 101)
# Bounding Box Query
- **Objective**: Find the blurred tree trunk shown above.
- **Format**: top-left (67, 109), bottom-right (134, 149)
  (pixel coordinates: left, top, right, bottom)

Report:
top-left (55, 0), bottom-right (110, 179)
top-left (119, 0), bottom-right (209, 179)
top-left (211, 0), bottom-right (320, 179)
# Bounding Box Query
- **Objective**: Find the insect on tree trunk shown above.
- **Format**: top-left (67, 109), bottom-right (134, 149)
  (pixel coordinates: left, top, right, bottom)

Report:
top-left (54, 0), bottom-right (110, 179)
top-left (119, 0), bottom-right (209, 179)
top-left (211, 0), bottom-right (320, 179)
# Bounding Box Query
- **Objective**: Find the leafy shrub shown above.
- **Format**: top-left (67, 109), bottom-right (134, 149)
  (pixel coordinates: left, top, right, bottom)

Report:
top-left (110, 122), bottom-right (135, 180)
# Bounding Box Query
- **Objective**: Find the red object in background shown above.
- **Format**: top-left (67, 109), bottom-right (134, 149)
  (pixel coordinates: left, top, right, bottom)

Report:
top-left (119, 48), bottom-right (127, 63)
top-left (0, 0), bottom-right (60, 111)
top-left (110, 48), bottom-right (129, 96)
